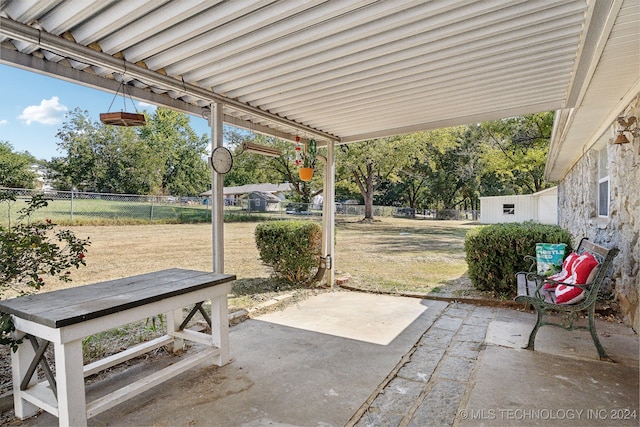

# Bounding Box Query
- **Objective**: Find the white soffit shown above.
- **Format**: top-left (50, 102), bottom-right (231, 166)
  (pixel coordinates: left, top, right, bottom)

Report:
top-left (546, 0), bottom-right (640, 181)
top-left (0, 0), bottom-right (625, 147)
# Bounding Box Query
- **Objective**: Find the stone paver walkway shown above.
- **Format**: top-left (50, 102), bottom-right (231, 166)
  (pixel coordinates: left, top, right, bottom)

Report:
top-left (351, 303), bottom-right (496, 427)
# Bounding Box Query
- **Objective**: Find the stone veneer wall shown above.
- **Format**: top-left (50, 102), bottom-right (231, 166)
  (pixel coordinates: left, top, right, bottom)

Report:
top-left (557, 96), bottom-right (640, 332)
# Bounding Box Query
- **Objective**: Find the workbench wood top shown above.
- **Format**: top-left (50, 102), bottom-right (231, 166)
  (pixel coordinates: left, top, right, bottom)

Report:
top-left (0, 269), bottom-right (235, 328)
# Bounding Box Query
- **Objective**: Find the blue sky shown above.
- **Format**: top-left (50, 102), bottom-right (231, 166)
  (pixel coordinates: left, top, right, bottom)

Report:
top-left (0, 64), bottom-right (212, 161)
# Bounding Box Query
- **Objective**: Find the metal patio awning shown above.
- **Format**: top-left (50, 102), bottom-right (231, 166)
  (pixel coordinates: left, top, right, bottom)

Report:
top-left (1, 1), bottom-right (638, 170)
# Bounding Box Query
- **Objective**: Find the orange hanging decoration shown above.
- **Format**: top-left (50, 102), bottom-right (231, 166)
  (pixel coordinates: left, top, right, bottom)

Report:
top-left (299, 167), bottom-right (314, 181)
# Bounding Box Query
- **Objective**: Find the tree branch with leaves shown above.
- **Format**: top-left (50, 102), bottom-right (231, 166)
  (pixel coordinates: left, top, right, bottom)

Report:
top-left (0, 193), bottom-right (90, 351)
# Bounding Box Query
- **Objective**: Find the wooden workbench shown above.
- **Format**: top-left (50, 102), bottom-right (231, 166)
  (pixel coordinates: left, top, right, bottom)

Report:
top-left (0, 268), bottom-right (235, 427)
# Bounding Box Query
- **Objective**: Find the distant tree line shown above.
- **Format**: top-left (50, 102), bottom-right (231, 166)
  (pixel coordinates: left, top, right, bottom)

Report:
top-left (1, 108), bottom-right (553, 219)
top-left (0, 141), bottom-right (38, 189)
top-left (224, 111), bottom-right (554, 219)
top-left (44, 108), bottom-right (210, 196)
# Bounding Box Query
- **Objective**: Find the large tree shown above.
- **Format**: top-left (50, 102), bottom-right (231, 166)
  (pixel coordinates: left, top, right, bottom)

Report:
top-left (337, 135), bottom-right (420, 220)
top-left (95, 125), bottom-right (161, 194)
top-left (51, 108), bottom-right (100, 191)
top-left (138, 109), bottom-right (210, 196)
top-left (390, 114), bottom-right (552, 213)
top-left (368, 117), bottom-right (551, 213)
top-left (0, 141), bottom-right (37, 189)
top-left (50, 108), bottom-right (157, 194)
top-left (52, 108), bottom-right (210, 196)
top-left (52, 109), bottom-right (160, 193)
top-left (475, 112), bottom-right (553, 195)
top-left (415, 127), bottom-right (482, 211)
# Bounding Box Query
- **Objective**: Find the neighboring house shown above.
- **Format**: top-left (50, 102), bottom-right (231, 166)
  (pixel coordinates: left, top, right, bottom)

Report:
top-left (30, 164), bottom-right (54, 192)
top-left (480, 187), bottom-right (558, 225)
top-left (201, 183), bottom-right (293, 205)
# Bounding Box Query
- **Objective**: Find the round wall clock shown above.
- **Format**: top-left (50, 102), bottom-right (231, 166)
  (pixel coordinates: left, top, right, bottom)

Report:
top-left (210, 146), bottom-right (233, 174)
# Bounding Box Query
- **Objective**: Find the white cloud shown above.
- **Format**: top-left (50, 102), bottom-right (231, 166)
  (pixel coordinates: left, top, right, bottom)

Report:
top-left (18, 96), bottom-right (68, 125)
top-left (137, 101), bottom-right (157, 111)
top-left (0, 119), bottom-right (8, 126)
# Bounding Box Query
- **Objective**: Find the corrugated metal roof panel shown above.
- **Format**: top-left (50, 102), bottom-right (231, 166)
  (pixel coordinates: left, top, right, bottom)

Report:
top-left (1, 0), bottom-right (636, 161)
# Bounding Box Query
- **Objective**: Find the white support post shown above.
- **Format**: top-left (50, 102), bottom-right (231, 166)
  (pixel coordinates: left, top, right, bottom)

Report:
top-left (11, 332), bottom-right (39, 419)
top-left (210, 292), bottom-right (230, 366)
top-left (54, 339), bottom-right (87, 427)
top-left (166, 308), bottom-right (184, 353)
top-left (322, 140), bottom-right (336, 288)
top-left (210, 102), bottom-right (225, 273)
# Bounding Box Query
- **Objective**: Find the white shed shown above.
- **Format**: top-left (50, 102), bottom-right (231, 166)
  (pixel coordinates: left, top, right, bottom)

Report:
top-left (480, 187), bottom-right (558, 225)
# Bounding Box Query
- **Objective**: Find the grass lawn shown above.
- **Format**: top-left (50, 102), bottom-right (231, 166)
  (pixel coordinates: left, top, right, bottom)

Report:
top-left (1, 197), bottom-right (213, 226)
top-left (334, 219), bottom-right (474, 294)
top-left (29, 217), bottom-right (477, 309)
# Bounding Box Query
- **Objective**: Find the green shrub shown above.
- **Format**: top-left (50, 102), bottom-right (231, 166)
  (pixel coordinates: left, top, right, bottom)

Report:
top-left (255, 220), bottom-right (322, 285)
top-left (1, 193), bottom-right (90, 351)
top-left (464, 222), bottom-right (572, 295)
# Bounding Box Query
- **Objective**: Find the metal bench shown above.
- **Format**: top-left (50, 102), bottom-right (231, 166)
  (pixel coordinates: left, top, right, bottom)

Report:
top-left (515, 238), bottom-right (619, 362)
top-left (0, 268), bottom-right (234, 426)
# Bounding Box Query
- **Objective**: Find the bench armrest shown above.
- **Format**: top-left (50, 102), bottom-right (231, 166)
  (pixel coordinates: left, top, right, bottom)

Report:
top-left (529, 274), bottom-right (591, 291)
top-left (523, 255), bottom-right (537, 273)
top-left (543, 280), bottom-right (590, 291)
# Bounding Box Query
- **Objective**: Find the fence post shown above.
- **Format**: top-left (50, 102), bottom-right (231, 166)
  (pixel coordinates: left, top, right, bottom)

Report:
top-left (70, 190), bottom-right (74, 222)
top-left (150, 196), bottom-right (154, 222)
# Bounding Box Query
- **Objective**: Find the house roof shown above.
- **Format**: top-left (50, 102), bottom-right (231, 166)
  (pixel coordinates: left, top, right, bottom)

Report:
top-left (248, 191), bottom-right (282, 203)
top-left (479, 186), bottom-right (558, 200)
top-left (2, 1), bottom-right (633, 150)
top-left (201, 183), bottom-right (293, 197)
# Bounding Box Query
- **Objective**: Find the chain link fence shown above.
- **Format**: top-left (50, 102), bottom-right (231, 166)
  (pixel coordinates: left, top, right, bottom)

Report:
top-left (0, 187), bottom-right (211, 225)
top-left (0, 187), bottom-right (479, 224)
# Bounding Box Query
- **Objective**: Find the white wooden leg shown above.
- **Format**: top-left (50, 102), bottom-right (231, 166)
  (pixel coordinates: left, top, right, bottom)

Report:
top-left (210, 295), bottom-right (229, 365)
top-left (54, 339), bottom-right (87, 427)
top-left (11, 333), bottom-right (39, 419)
top-left (166, 308), bottom-right (184, 353)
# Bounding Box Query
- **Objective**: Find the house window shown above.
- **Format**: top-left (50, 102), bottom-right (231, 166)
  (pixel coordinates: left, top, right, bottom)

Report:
top-left (598, 148), bottom-right (609, 217)
top-left (503, 203), bottom-right (515, 215)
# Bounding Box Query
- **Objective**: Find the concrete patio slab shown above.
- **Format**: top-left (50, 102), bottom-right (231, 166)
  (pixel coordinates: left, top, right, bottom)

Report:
top-left (350, 304), bottom-right (639, 427)
top-left (485, 315), bottom-right (639, 365)
top-left (13, 293), bottom-right (448, 426)
top-left (4, 293), bottom-right (638, 427)
top-left (459, 346), bottom-right (639, 426)
top-left (458, 312), bottom-right (639, 427)
top-left (258, 292), bottom-right (431, 345)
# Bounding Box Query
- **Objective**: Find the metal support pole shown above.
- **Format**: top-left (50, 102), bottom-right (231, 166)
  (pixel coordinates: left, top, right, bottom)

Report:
top-left (210, 102), bottom-right (224, 273)
top-left (70, 190), bottom-right (74, 222)
top-left (322, 140), bottom-right (336, 289)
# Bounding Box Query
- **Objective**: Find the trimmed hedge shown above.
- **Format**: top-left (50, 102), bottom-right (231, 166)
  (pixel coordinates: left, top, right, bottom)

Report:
top-left (255, 220), bottom-right (322, 285)
top-left (464, 222), bottom-right (573, 295)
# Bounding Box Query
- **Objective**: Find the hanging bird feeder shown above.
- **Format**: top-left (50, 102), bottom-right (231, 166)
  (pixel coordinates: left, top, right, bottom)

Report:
top-left (100, 73), bottom-right (146, 127)
top-left (99, 111), bottom-right (146, 127)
